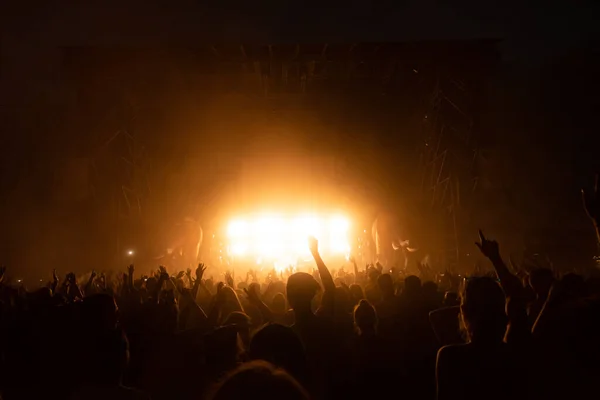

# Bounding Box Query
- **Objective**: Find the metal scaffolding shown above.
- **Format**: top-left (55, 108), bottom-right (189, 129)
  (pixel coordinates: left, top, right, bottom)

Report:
top-left (90, 100), bottom-right (152, 256)
top-left (419, 72), bottom-right (480, 271)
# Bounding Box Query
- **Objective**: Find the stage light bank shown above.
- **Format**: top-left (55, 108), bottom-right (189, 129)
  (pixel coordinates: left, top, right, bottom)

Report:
top-left (226, 213), bottom-right (351, 268)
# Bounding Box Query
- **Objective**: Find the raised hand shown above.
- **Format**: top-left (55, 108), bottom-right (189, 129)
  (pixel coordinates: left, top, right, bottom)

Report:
top-left (582, 174), bottom-right (599, 222)
top-left (127, 264), bottom-right (135, 275)
top-left (266, 280), bottom-right (275, 294)
top-left (244, 283), bottom-right (261, 304)
top-left (308, 236), bottom-right (319, 254)
top-left (225, 271), bottom-right (234, 287)
top-left (52, 268), bottom-right (58, 283)
top-left (195, 263), bottom-right (206, 281)
top-left (158, 266), bottom-right (169, 280)
top-left (175, 270), bottom-right (185, 280)
top-left (475, 230), bottom-right (501, 260)
top-left (248, 269), bottom-right (257, 281)
top-left (215, 282), bottom-right (226, 304)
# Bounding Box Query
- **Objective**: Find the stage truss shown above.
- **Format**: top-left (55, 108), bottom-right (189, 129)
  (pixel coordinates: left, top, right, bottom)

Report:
top-left (419, 71), bottom-right (485, 271)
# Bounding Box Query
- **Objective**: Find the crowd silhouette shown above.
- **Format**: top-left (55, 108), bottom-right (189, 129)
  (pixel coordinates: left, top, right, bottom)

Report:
top-left (0, 179), bottom-right (599, 400)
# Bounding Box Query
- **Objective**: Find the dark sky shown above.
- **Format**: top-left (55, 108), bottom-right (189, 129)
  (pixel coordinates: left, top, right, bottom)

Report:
top-left (1, 1), bottom-right (597, 64)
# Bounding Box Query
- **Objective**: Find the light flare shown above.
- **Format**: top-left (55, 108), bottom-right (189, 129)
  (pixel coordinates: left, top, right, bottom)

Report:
top-left (226, 213), bottom-right (351, 270)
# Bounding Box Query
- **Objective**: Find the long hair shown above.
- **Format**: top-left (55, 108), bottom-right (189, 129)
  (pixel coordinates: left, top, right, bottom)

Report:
top-left (353, 299), bottom-right (378, 335)
top-left (218, 286), bottom-right (245, 324)
top-left (460, 277), bottom-right (508, 343)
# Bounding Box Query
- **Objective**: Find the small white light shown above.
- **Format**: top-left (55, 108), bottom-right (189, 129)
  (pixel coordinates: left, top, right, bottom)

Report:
top-left (127, 250), bottom-right (134, 256)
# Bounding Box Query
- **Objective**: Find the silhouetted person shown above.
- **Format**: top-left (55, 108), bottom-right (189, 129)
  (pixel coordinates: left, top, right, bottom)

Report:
top-left (71, 328), bottom-right (150, 400)
top-left (436, 277), bottom-right (526, 400)
top-left (249, 323), bottom-right (308, 385)
top-left (208, 360), bottom-right (310, 400)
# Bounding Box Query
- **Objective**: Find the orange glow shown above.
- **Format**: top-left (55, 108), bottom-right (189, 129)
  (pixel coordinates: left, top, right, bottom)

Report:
top-left (226, 212), bottom-right (351, 270)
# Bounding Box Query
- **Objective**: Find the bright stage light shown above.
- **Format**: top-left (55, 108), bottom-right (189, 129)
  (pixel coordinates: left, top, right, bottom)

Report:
top-left (231, 243), bottom-right (248, 255)
top-left (227, 220), bottom-right (249, 237)
top-left (226, 213), bottom-right (351, 267)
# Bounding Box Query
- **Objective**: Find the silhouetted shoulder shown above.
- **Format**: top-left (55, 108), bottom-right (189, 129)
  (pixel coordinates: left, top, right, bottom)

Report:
top-left (437, 343), bottom-right (468, 357)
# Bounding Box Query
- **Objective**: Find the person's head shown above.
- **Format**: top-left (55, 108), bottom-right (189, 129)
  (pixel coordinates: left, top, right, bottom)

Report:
top-left (249, 323), bottom-right (307, 383)
top-left (224, 311), bottom-right (252, 347)
top-left (286, 272), bottom-right (320, 311)
top-left (422, 281), bottom-right (438, 295)
top-left (353, 299), bottom-right (378, 335)
top-left (145, 277), bottom-right (158, 293)
top-left (443, 291), bottom-right (459, 307)
top-left (460, 277), bottom-right (507, 343)
top-left (205, 325), bottom-right (243, 373)
top-left (529, 268), bottom-right (554, 297)
top-left (377, 274), bottom-right (394, 296)
top-left (403, 275), bottom-right (422, 296)
top-left (367, 267), bottom-right (380, 282)
top-left (208, 360), bottom-right (310, 400)
top-left (220, 285), bottom-right (241, 303)
top-left (271, 292), bottom-right (287, 314)
top-left (205, 278), bottom-right (214, 292)
top-left (219, 286), bottom-right (244, 322)
top-left (349, 284), bottom-right (365, 305)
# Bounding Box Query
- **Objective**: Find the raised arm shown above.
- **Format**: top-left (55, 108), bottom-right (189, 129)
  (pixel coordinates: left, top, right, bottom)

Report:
top-left (127, 264), bottom-right (135, 292)
top-left (475, 230), bottom-right (522, 298)
top-left (207, 282), bottom-right (226, 327)
top-left (191, 264), bottom-right (210, 303)
top-left (475, 231), bottom-right (530, 345)
top-left (152, 266), bottom-right (170, 304)
top-left (245, 282), bottom-right (274, 323)
top-left (84, 271), bottom-right (97, 295)
top-left (50, 268), bottom-right (58, 294)
top-left (308, 236), bottom-right (335, 318)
